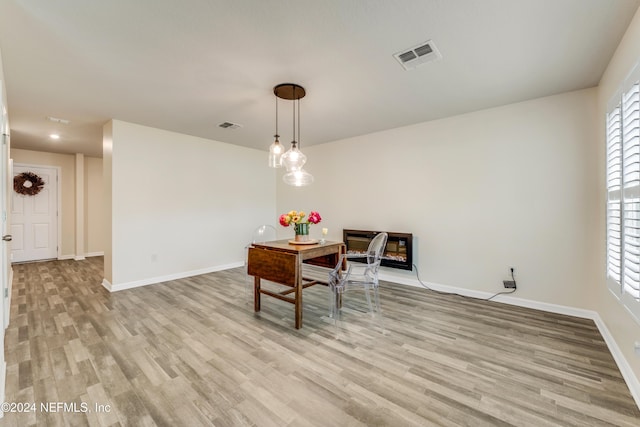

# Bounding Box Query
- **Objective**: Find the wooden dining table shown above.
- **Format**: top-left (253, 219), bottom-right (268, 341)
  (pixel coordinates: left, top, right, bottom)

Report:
top-left (247, 239), bottom-right (345, 329)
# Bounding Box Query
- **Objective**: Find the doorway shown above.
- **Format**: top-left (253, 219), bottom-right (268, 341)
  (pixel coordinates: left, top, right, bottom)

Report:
top-left (11, 164), bottom-right (59, 263)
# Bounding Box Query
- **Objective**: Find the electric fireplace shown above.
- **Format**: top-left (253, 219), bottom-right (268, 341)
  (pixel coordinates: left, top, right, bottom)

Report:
top-left (343, 229), bottom-right (413, 270)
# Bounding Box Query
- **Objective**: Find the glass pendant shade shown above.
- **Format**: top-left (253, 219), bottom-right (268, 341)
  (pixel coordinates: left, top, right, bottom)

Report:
top-left (268, 138), bottom-right (283, 168)
top-left (280, 142), bottom-right (307, 171)
top-left (270, 83), bottom-right (314, 186)
top-left (283, 168), bottom-right (314, 187)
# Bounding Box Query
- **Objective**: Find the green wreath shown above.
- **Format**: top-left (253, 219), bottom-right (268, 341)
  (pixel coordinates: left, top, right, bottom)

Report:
top-left (14, 171), bottom-right (45, 196)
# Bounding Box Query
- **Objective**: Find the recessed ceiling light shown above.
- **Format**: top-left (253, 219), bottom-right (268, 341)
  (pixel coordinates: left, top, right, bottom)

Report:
top-left (49, 134), bottom-right (60, 140)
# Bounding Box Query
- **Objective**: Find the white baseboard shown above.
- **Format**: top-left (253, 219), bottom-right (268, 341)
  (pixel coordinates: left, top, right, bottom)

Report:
top-left (380, 272), bottom-right (597, 317)
top-left (592, 315), bottom-right (640, 409)
top-left (105, 261), bottom-right (244, 292)
top-left (59, 252), bottom-right (103, 261)
top-left (379, 271), bottom-right (640, 410)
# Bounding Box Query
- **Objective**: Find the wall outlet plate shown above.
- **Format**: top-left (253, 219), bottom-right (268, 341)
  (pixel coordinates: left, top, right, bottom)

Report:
top-left (503, 280), bottom-right (516, 289)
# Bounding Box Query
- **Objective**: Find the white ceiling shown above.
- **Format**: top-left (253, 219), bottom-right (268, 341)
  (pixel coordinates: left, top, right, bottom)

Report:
top-left (0, 0), bottom-right (638, 158)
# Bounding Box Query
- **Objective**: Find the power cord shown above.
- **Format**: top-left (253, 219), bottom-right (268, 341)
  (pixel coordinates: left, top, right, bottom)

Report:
top-left (412, 263), bottom-right (516, 302)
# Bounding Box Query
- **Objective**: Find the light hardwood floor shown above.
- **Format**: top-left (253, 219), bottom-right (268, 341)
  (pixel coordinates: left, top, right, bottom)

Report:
top-left (2, 257), bottom-right (639, 426)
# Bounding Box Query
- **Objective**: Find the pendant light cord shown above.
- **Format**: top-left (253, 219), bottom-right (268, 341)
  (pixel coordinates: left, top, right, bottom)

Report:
top-left (297, 98), bottom-right (301, 147)
top-left (292, 85), bottom-right (296, 146)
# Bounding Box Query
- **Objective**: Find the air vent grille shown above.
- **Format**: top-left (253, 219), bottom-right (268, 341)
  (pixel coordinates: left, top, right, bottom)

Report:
top-left (414, 44), bottom-right (433, 57)
top-left (393, 40), bottom-right (442, 70)
top-left (218, 121), bottom-right (242, 130)
top-left (398, 51), bottom-right (417, 63)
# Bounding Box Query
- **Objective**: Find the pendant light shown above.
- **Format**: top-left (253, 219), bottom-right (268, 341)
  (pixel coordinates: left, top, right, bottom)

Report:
top-left (268, 94), bottom-right (283, 167)
top-left (283, 168), bottom-right (314, 186)
top-left (272, 83), bottom-right (314, 186)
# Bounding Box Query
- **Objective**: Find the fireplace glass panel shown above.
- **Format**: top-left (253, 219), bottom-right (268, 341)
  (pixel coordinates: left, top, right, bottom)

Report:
top-left (343, 229), bottom-right (413, 270)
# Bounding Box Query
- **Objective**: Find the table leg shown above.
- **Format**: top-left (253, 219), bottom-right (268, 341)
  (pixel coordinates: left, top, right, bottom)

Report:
top-left (294, 264), bottom-right (302, 329)
top-left (254, 276), bottom-right (261, 312)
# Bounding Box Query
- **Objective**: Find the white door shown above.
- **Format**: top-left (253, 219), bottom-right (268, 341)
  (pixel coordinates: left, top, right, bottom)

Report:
top-left (11, 165), bottom-right (58, 263)
top-left (1, 134), bottom-right (10, 328)
top-left (1, 61), bottom-right (10, 416)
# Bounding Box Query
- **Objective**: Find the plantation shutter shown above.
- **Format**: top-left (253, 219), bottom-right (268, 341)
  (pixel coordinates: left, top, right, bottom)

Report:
top-left (607, 105), bottom-right (622, 286)
top-left (623, 83), bottom-right (640, 299)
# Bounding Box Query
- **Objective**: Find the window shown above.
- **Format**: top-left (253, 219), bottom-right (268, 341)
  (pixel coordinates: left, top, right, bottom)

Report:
top-left (607, 62), bottom-right (640, 321)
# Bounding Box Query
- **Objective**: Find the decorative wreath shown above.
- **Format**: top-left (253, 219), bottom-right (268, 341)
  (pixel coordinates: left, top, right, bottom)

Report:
top-left (14, 171), bottom-right (45, 196)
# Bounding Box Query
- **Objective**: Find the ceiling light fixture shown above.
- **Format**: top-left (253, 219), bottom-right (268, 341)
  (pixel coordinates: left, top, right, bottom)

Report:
top-left (270, 83), bottom-right (313, 187)
top-left (268, 93), bottom-right (283, 168)
top-left (49, 134), bottom-right (60, 140)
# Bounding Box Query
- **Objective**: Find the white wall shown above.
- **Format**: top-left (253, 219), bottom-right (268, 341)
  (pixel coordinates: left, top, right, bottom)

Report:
top-left (85, 156), bottom-right (103, 255)
top-left (105, 120), bottom-right (276, 288)
top-left (595, 6), bottom-right (640, 389)
top-left (278, 88), bottom-right (599, 309)
top-left (103, 122), bottom-right (113, 283)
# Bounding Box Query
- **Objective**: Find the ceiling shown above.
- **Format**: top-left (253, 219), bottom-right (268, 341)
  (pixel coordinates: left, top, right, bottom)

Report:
top-left (0, 0), bottom-right (638, 158)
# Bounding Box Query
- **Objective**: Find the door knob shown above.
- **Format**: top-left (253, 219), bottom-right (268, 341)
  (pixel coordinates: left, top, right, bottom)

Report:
top-left (2, 235), bottom-right (11, 242)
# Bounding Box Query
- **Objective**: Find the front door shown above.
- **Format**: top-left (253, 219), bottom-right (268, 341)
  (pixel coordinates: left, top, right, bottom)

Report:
top-left (1, 134), bottom-right (9, 328)
top-left (11, 165), bottom-right (58, 263)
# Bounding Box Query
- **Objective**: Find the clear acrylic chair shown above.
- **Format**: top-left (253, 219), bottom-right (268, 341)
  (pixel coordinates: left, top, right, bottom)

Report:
top-left (328, 232), bottom-right (388, 329)
top-left (245, 225), bottom-right (277, 302)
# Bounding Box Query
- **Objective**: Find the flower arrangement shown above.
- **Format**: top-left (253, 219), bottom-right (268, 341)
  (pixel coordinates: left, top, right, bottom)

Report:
top-left (279, 211), bottom-right (322, 242)
top-left (279, 210), bottom-right (322, 228)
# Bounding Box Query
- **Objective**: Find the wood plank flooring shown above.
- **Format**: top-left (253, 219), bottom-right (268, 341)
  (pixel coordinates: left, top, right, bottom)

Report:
top-left (2, 257), bottom-right (639, 426)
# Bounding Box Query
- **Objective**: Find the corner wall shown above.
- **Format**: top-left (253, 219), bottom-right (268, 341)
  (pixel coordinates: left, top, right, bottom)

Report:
top-left (84, 156), bottom-right (103, 255)
top-left (594, 5), bottom-right (640, 395)
top-left (104, 120), bottom-right (276, 288)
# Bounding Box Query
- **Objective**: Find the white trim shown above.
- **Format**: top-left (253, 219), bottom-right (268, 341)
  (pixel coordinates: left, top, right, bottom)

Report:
top-left (379, 272), bottom-right (597, 317)
top-left (105, 261), bottom-right (244, 292)
top-left (59, 252), bottom-right (103, 260)
top-left (593, 315), bottom-right (640, 409)
top-left (378, 272), bottom-right (640, 409)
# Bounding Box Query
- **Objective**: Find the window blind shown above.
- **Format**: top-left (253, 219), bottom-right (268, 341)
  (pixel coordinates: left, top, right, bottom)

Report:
top-left (607, 75), bottom-right (640, 305)
top-left (623, 83), bottom-right (640, 298)
top-left (607, 106), bottom-right (622, 285)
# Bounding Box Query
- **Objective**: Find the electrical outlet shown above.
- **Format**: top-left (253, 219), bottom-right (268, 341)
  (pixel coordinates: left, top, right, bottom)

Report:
top-left (503, 280), bottom-right (516, 289)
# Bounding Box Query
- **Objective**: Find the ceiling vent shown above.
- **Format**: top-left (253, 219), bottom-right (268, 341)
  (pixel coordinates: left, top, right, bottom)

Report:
top-left (393, 40), bottom-right (442, 71)
top-left (46, 116), bottom-right (70, 125)
top-left (218, 121), bottom-right (242, 130)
